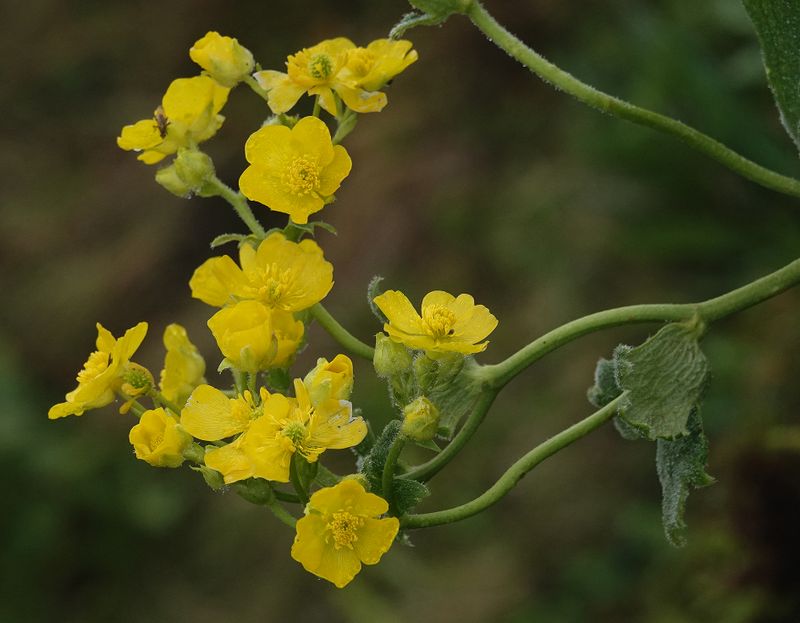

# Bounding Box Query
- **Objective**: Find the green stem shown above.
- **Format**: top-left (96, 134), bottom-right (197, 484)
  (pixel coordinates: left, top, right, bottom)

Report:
top-left (274, 489), bottom-right (301, 504)
top-left (400, 393), bottom-right (625, 529)
top-left (466, 1), bottom-right (800, 199)
top-left (401, 389), bottom-right (498, 482)
top-left (205, 176), bottom-right (267, 237)
top-left (266, 500), bottom-right (298, 528)
top-left (289, 455), bottom-right (310, 506)
top-left (310, 303), bottom-right (375, 360)
top-left (484, 256), bottom-right (800, 389)
top-left (312, 96), bottom-right (322, 118)
top-left (244, 75), bottom-right (270, 102)
top-left (382, 435), bottom-right (407, 513)
top-left (316, 463), bottom-right (342, 487)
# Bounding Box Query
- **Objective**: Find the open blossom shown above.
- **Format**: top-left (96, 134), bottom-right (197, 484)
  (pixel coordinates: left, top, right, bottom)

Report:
top-left (373, 290), bottom-right (498, 355)
top-left (291, 479), bottom-right (399, 588)
top-left (239, 116), bottom-right (351, 224)
top-left (129, 407), bottom-right (192, 468)
top-left (117, 76), bottom-right (229, 164)
top-left (181, 379), bottom-right (366, 484)
top-left (254, 38), bottom-right (385, 115)
top-left (159, 324), bottom-right (206, 408)
top-left (49, 322), bottom-right (148, 419)
top-left (189, 232), bottom-right (333, 311)
top-left (338, 39), bottom-right (418, 92)
top-left (189, 31), bottom-right (254, 87)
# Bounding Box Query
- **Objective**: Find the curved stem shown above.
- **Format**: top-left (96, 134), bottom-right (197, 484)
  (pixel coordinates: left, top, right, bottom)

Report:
top-left (484, 256), bottom-right (800, 389)
top-left (401, 389), bottom-right (498, 482)
top-left (382, 435), bottom-right (407, 513)
top-left (266, 499), bottom-right (298, 528)
top-left (147, 389), bottom-right (182, 415)
top-left (466, 1), bottom-right (800, 199)
top-left (310, 303), bottom-right (375, 360)
top-left (205, 176), bottom-right (267, 238)
top-left (274, 489), bottom-right (301, 504)
top-left (400, 393), bottom-right (625, 529)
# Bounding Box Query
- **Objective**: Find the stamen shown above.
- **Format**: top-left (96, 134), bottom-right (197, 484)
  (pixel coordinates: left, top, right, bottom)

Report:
top-left (327, 511), bottom-right (364, 549)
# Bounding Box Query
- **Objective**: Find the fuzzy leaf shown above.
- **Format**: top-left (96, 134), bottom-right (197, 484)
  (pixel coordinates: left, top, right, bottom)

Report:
top-left (587, 356), bottom-right (643, 440)
top-left (656, 410), bottom-right (715, 547)
top-left (615, 323), bottom-right (708, 440)
top-left (743, 0), bottom-right (800, 152)
top-left (392, 478), bottom-right (430, 515)
top-left (360, 420), bottom-right (402, 492)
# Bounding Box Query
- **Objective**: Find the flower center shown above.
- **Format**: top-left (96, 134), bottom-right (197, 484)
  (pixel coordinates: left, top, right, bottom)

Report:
top-left (422, 304), bottom-right (457, 339)
top-left (308, 53), bottom-right (333, 79)
top-left (327, 511), bottom-right (364, 549)
top-left (256, 263), bottom-right (293, 306)
top-left (281, 421), bottom-right (307, 448)
top-left (283, 156), bottom-right (321, 196)
top-left (76, 350), bottom-right (110, 383)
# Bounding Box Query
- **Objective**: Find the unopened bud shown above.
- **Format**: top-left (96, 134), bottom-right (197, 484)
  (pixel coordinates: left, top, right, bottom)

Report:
top-left (155, 150), bottom-right (215, 198)
top-left (373, 333), bottom-right (413, 378)
top-left (401, 396), bottom-right (440, 442)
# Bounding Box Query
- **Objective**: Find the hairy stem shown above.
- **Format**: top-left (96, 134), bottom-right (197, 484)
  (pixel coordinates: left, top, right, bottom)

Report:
top-left (310, 303), bottom-right (375, 360)
top-left (466, 1), bottom-right (800, 199)
top-left (206, 176), bottom-right (267, 238)
top-left (382, 435), bottom-right (407, 513)
top-left (400, 393), bottom-right (625, 529)
top-left (484, 256), bottom-right (800, 389)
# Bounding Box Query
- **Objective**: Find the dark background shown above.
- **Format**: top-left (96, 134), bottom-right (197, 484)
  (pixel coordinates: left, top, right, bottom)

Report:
top-left (2, 0), bottom-right (800, 621)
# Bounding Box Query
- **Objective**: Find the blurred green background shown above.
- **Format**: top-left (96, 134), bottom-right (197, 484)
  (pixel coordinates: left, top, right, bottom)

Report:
top-left (2, 0), bottom-right (800, 621)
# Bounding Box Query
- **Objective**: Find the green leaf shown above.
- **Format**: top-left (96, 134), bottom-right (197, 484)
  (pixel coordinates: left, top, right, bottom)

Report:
top-left (615, 323), bottom-right (709, 440)
top-left (210, 233), bottom-right (246, 248)
top-left (367, 275), bottom-right (387, 323)
top-left (743, 0), bottom-right (800, 151)
top-left (360, 420), bottom-right (402, 492)
top-left (392, 478), bottom-right (430, 515)
top-left (415, 354), bottom-right (485, 438)
top-left (587, 356), bottom-right (643, 440)
top-left (656, 410), bottom-right (715, 547)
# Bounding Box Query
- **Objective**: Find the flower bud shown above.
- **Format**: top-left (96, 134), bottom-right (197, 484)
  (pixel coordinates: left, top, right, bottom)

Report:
top-left (408, 0), bottom-right (472, 18)
top-left (401, 396), bottom-right (440, 442)
top-left (190, 31), bottom-right (255, 88)
top-left (129, 408), bottom-right (192, 468)
top-left (155, 150), bottom-right (215, 198)
top-left (207, 300), bottom-right (275, 372)
top-left (191, 464), bottom-right (226, 491)
top-left (304, 354), bottom-right (354, 405)
top-left (373, 333), bottom-right (412, 378)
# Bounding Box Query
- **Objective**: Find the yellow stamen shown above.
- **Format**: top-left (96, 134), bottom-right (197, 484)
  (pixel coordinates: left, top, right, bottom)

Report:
top-left (327, 511), bottom-right (364, 549)
top-left (283, 156), bottom-right (321, 196)
top-left (422, 304), bottom-right (457, 339)
top-left (76, 351), bottom-right (109, 383)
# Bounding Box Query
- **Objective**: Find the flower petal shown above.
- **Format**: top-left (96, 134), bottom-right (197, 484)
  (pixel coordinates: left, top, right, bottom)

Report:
top-left (180, 384), bottom-right (249, 441)
top-left (355, 517), bottom-right (400, 565)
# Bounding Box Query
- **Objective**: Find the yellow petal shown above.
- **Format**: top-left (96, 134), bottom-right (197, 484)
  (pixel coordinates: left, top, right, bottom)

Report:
top-left (189, 255), bottom-right (246, 307)
top-left (180, 384), bottom-right (249, 441)
top-left (317, 145), bottom-right (352, 196)
top-left (117, 119), bottom-right (162, 151)
top-left (309, 400), bottom-right (367, 450)
top-left (309, 479), bottom-right (389, 517)
top-left (335, 83), bottom-right (387, 114)
top-left (244, 123), bottom-right (293, 167)
top-left (290, 116), bottom-right (334, 165)
top-left (355, 517), bottom-right (400, 565)
top-left (373, 291), bottom-right (425, 335)
top-left (204, 440), bottom-right (254, 484)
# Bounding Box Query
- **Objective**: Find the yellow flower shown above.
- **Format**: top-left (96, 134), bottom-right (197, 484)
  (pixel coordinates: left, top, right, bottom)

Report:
top-left (254, 38), bottom-right (386, 115)
top-left (291, 479), bottom-right (399, 588)
top-left (190, 232), bottom-right (334, 311)
top-left (159, 324), bottom-right (206, 407)
top-left (239, 116), bottom-right (352, 224)
top-left (189, 31), bottom-right (254, 87)
top-left (339, 39), bottom-right (418, 92)
top-left (304, 354), bottom-right (354, 405)
top-left (117, 76), bottom-right (230, 164)
top-left (49, 322), bottom-right (148, 419)
top-left (207, 300), bottom-right (275, 372)
top-left (185, 379), bottom-right (366, 484)
top-left (129, 407), bottom-right (192, 468)
top-left (373, 290), bottom-right (498, 355)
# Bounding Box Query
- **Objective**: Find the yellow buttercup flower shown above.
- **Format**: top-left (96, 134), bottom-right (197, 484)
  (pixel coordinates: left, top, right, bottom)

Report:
top-left (159, 324), bottom-right (206, 407)
top-left (339, 39), bottom-right (418, 92)
top-left (254, 38), bottom-right (386, 115)
top-left (239, 116), bottom-right (352, 224)
top-left (190, 31), bottom-right (254, 87)
top-left (49, 322), bottom-right (148, 419)
top-left (117, 76), bottom-right (230, 164)
top-left (304, 354), bottom-right (354, 405)
top-left (129, 407), bottom-right (192, 468)
top-left (207, 300), bottom-right (275, 372)
top-left (271, 310), bottom-right (306, 368)
top-left (373, 290), bottom-right (498, 355)
top-left (193, 379), bottom-right (366, 484)
top-left (190, 232), bottom-right (334, 311)
top-left (291, 479), bottom-right (399, 588)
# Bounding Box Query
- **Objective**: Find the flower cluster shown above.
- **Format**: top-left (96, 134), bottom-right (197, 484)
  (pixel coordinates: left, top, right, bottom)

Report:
top-left (52, 27), bottom-right (499, 589)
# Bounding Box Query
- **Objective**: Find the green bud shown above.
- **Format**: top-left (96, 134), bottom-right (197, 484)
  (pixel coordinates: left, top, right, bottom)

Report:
top-left (233, 478), bottom-right (275, 505)
top-left (155, 149), bottom-right (216, 198)
top-left (401, 396), bottom-right (440, 442)
top-left (190, 463), bottom-right (226, 491)
top-left (373, 333), bottom-right (413, 378)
